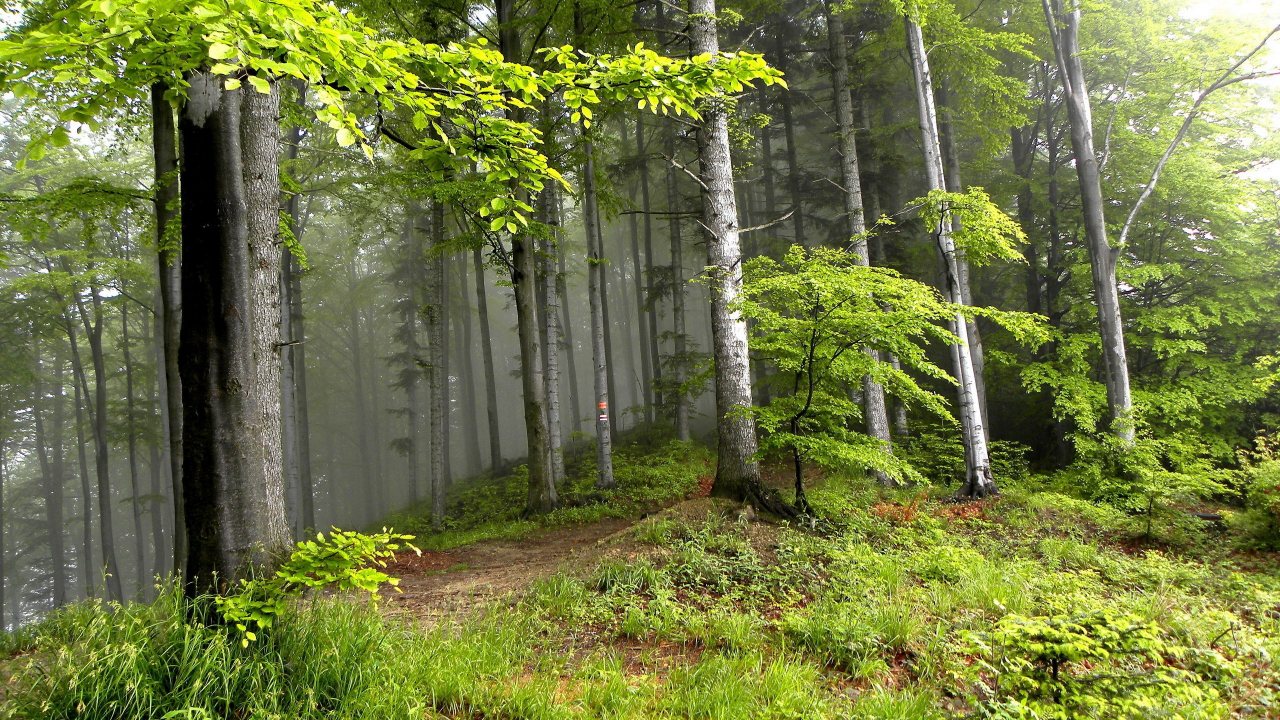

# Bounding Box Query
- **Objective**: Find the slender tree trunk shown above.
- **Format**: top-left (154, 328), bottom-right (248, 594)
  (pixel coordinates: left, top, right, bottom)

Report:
top-left (827, 5), bottom-right (895, 483)
top-left (0, 436), bottom-right (6, 626)
top-left (637, 115), bottom-right (663, 416)
top-left (1042, 0), bottom-right (1134, 443)
top-left (346, 258), bottom-right (379, 523)
top-left (152, 82), bottom-right (185, 577)
top-left (774, 31), bottom-right (806, 247)
top-left (472, 246), bottom-right (502, 471)
top-left (583, 132), bottom-right (616, 488)
top-left (281, 100), bottom-right (315, 532)
top-left (455, 250), bottom-right (483, 476)
top-left (33, 345), bottom-right (68, 607)
top-left (691, 0), bottom-right (767, 504)
top-left (540, 187), bottom-right (567, 486)
top-left (1011, 123), bottom-right (1042, 315)
top-left (905, 16), bottom-right (995, 498)
top-left (120, 302), bottom-right (148, 597)
top-left (664, 125), bottom-right (691, 441)
top-left (73, 285), bottom-right (123, 602)
top-left (426, 203), bottom-right (447, 528)
top-left (555, 244), bottom-right (582, 436)
top-left (69, 333), bottom-right (94, 597)
top-left (626, 205), bottom-right (653, 420)
top-left (146, 307), bottom-right (168, 582)
top-left (936, 81), bottom-right (989, 432)
top-left (280, 93), bottom-right (303, 537)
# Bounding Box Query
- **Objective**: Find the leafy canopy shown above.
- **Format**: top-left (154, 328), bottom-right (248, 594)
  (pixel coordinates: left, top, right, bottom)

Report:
top-left (0, 0), bottom-right (783, 229)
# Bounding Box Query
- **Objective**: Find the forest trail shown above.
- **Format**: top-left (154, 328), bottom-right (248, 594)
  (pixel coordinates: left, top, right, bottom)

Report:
top-left (380, 515), bottom-right (644, 625)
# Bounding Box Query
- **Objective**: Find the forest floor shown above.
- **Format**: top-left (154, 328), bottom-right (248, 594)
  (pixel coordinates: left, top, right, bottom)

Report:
top-left (3, 440), bottom-right (1279, 719)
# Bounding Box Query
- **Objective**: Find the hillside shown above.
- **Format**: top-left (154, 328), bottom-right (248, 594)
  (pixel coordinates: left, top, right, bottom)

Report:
top-left (2, 442), bottom-right (1277, 719)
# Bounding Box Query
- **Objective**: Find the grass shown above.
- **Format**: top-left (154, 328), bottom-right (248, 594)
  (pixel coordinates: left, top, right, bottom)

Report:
top-left (383, 438), bottom-right (714, 551)
top-left (2, 441), bottom-right (1279, 718)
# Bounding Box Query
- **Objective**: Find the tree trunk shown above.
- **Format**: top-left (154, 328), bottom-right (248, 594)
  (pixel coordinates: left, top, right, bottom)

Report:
top-left (936, 81), bottom-right (989, 432)
top-left (691, 0), bottom-right (767, 504)
top-left (1042, 0), bottom-right (1134, 443)
top-left (827, 5), bottom-right (895, 483)
top-left (281, 98), bottom-right (315, 532)
top-left (152, 82), bottom-right (185, 577)
top-left (472, 246), bottom-right (503, 471)
top-left (346, 257), bottom-right (379, 523)
top-left (179, 73), bottom-right (285, 590)
top-left (69, 333), bottom-right (94, 597)
top-left (905, 15), bottom-right (996, 498)
top-left (664, 125), bottom-right (691, 441)
top-left (242, 83), bottom-right (291, 556)
top-left (33, 344), bottom-right (68, 606)
top-left (73, 284), bottom-right (123, 602)
top-left (637, 115), bottom-right (663, 416)
top-left (455, 250), bottom-right (483, 476)
top-left (540, 187), bottom-right (567, 486)
top-left (583, 132), bottom-right (616, 488)
top-left (555, 242), bottom-right (582, 436)
top-left (120, 302), bottom-right (148, 597)
top-left (426, 203), bottom-right (447, 528)
top-left (774, 31), bottom-right (806, 248)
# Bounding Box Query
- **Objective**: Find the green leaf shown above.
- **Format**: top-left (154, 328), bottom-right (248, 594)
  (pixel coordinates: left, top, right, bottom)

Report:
top-left (208, 42), bottom-right (237, 60)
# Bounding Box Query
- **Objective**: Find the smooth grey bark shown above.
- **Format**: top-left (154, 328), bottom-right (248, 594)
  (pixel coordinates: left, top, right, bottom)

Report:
top-left (32, 345), bottom-right (67, 607)
top-left (827, 6), bottom-right (894, 483)
top-left (1041, 0), bottom-right (1134, 443)
top-left (583, 132), bottom-right (616, 489)
top-left (664, 125), bottom-right (691, 441)
top-left (937, 81), bottom-right (989, 432)
top-left (472, 246), bottom-right (502, 471)
top-left (539, 188), bottom-right (567, 487)
top-left (691, 0), bottom-right (767, 504)
top-left (427, 202), bottom-right (447, 528)
top-left (626, 162), bottom-right (654, 420)
top-left (905, 15), bottom-right (996, 498)
top-left (120, 301), bottom-right (148, 596)
top-left (1011, 121), bottom-right (1042, 316)
top-left (151, 82), bottom-right (185, 576)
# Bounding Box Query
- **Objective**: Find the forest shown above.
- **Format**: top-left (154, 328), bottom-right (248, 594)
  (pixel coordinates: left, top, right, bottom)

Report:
top-left (0, 0), bottom-right (1278, 716)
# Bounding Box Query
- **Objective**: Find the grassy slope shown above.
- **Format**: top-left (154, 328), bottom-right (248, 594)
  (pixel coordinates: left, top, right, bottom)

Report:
top-left (2, 441), bottom-right (1278, 719)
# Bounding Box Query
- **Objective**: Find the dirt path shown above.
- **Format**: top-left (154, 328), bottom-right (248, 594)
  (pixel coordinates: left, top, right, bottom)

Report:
top-left (380, 517), bottom-right (640, 625)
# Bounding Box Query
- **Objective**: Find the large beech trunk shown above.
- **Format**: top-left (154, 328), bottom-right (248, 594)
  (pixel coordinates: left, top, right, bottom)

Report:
top-left (905, 16), bottom-right (996, 498)
top-left (691, 0), bottom-right (767, 505)
top-left (178, 73), bottom-right (289, 590)
top-left (1042, 0), bottom-right (1134, 443)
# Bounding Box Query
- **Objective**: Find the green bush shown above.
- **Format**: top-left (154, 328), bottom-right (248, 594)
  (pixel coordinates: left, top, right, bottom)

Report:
top-left (973, 610), bottom-right (1236, 719)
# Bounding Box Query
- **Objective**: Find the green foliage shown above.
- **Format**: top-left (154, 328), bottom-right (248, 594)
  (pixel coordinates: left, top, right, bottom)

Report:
top-left (215, 528), bottom-right (417, 646)
top-left (911, 187), bottom-right (1029, 266)
top-left (974, 611), bottom-right (1236, 719)
top-left (1232, 435), bottom-right (1280, 549)
top-left (739, 245), bottom-right (961, 485)
top-left (0, 0), bottom-right (782, 232)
